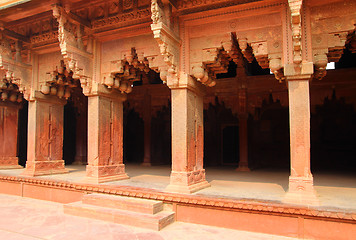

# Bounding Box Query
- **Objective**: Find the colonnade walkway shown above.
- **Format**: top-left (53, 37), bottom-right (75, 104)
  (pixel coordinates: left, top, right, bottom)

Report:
top-left (1, 164), bottom-right (355, 211)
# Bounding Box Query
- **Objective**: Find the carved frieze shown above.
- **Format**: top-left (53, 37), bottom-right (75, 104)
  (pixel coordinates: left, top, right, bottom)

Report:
top-left (92, 9), bottom-right (151, 29)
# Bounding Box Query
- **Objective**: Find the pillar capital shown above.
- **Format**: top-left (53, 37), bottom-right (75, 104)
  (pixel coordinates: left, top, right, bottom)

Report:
top-left (29, 90), bottom-right (67, 105)
top-left (85, 83), bottom-right (127, 102)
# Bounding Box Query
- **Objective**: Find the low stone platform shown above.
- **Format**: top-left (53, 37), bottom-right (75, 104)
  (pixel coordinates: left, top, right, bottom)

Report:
top-left (65, 194), bottom-right (175, 230)
top-left (0, 165), bottom-right (356, 239)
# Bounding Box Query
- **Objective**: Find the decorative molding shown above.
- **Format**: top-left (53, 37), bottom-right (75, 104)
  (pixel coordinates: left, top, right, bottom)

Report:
top-left (92, 9), bottom-right (151, 29)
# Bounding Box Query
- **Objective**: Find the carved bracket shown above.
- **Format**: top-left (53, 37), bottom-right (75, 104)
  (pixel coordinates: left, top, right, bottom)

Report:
top-left (190, 34), bottom-right (240, 87)
top-left (151, 0), bottom-right (180, 86)
top-left (102, 48), bottom-right (162, 94)
top-left (40, 60), bottom-right (81, 99)
top-left (52, 4), bottom-right (93, 95)
top-left (312, 31), bottom-right (351, 80)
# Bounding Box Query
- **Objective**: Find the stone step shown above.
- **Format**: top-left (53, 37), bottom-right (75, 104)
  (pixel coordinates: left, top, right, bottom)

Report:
top-left (64, 201), bottom-right (175, 231)
top-left (82, 193), bottom-right (164, 214)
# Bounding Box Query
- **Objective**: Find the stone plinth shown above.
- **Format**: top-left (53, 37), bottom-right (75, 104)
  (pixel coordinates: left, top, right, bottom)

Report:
top-left (283, 77), bottom-right (319, 206)
top-left (0, 102), bottom-right (22, 169)
top-left (166, 85), bottom-right (210, 193)
top-left (22, 92), bottom-right (68, 176)
top-left (85, 93), bottom-right (129, 183)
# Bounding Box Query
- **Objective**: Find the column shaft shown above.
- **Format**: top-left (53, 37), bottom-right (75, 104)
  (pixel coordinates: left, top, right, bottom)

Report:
top-left (22, 95), bottom-right (67, 176)
top-left (86, 95), bottom-right (128, 183)
top-left (284, 78), bottom-right (318, 205)
top-left (166, 87), bottom-right (210, 193)
top-left (142, 90), bottom-right (152, 166)
top-left (237, 114), bottom-right (249, 171)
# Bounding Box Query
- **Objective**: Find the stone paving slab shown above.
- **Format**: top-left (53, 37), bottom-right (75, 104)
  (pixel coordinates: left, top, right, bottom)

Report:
top-left (0, 194), bottom-right (299, 240)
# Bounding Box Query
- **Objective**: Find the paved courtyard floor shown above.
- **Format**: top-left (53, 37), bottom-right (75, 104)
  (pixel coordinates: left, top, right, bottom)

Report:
top-left (0, 194), bottom-right (299, 240)
top-left (1, 164), bottom-right (356, 210)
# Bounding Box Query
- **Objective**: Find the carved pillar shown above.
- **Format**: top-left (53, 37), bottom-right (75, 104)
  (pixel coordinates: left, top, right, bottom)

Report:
top-left (284, 76), bottom-right (319, 205)
top-left (85, 93), bottom-right (129, 183)
top-left (166, 85), bottom-right (210, 194)
top-left (237, 114), bottom-right (249, 171)
top-left (236, 79), bottom-right (250, 171)
top-left (22, 92), bottom-right (68, 176)
top-left (142, 89), bottom-right (152, 166)
top-left (0, 102), bottom-right (22, 169)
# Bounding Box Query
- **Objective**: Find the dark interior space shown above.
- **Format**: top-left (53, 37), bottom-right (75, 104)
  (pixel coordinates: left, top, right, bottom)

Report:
top-left (63, 87), bottom-right (88, 165)
top-left (63, 101), bottom-right (76, 165)
top-left (311, 90), bottom-right (356, 172)
top-left (222, 125), bottom-right (239, 165)
top-left (249, 94), bottom-right (290, 169)
top-left (151, 103), bottom-right (171, 165)
top-left (17, 100), bottom-right (28, 167)
top-left (204, 97), bottom-right (239, 167)
top-left (335, 48), bottom-right (356, 69)
top-left (123, 105), bottom-right (144, 164)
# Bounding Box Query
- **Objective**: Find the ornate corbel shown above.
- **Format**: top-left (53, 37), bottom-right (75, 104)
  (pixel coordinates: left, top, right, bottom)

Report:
top-left (251, 41), bottom-right (269, 69)
top-left (102, 48), bottom-right (159, 94)
top-left (269, 54), bottom-right (285, 83)
top-left (238, 38), bottom-right (254, 63)
top-left (52, 4), bottom-right (93, 95)
top-left (0, 32), bottom-right (32, 100)
top-left (150, 0), bottom-right (180, 86)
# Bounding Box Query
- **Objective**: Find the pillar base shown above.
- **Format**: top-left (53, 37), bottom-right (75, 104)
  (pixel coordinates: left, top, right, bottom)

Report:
top-left (236, 164), bottom-right (250, 172)
top-left (85, 164), bottom-right (129, 184)
top-left (21, 160), bottom-right (68, 177)
top-left (72, 156), bottom-right (87, 165)
top-left (165, 170), bottom-right (210, 194)
top-left (283, 176), bottom-right (319, 206)
top-left (0, 157), bottom-right (23, 169)
top-left (141, 162), bottom-right (152, 167)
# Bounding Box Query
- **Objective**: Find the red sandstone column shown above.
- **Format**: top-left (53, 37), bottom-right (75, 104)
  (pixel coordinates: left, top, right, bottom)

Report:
top-left (85, 93), bottom-right (129, 183)
top-left (142, 89), bottom-right (151, 166)
top-left (22, 92), bottom-right (68, 176)
top-left (237, 113), bottom-right (249, 171)
top-left (166, 87), bottom-right (210, 193)
top-left (0, 102), bottom-right (22, 169)
top-left (236, 85), bottom-right (250, 171)
top-left (284, 77), bottom-right (318, 205)
top-left (73, 111), bottom-right (87, 165)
